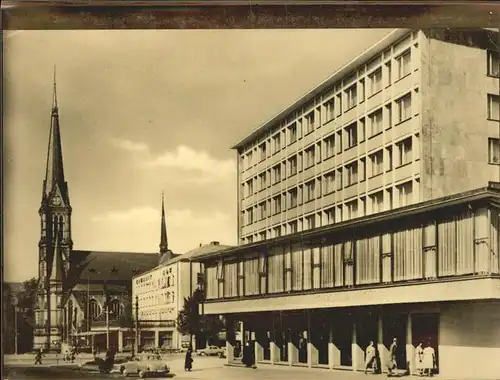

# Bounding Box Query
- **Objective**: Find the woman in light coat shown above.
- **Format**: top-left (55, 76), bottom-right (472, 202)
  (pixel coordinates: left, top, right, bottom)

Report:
top-left (422, 342), bottom-right (436, 377)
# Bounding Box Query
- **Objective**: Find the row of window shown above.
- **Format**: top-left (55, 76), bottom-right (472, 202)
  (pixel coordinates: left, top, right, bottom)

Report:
top-left (242, 180), bottom-right (415, 244)
top-left (242, 89), bottom-right (414, 176)
top-left (210, 207), bottom-right (498, 300)
top-left (139, 308), bottom-right (176, 321)
top-left (242, 93), bottom-right (414, 199)
top-left (137, 291), bottom-right (176, 308)
top-left (243, 136), bottom-right (416, 224)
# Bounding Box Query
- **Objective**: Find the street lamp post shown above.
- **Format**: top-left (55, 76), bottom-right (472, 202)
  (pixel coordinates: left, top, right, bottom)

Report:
top-left (134, 295), bottom-right (139, 356)
top-left (12, 296), bottom-right (19, 355)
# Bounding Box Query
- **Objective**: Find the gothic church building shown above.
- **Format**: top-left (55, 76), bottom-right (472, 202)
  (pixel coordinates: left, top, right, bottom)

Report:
top-left (34, 78), bottom-right (172, 351)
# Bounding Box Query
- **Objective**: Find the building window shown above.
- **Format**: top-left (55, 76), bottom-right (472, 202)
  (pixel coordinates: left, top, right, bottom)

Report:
top-left (324, 135), bottom-right (335, 158)
top-left (371, 191), bottom-right (384, 214)
top-left (109, 300), bottom-right (121, 320)
top-left (259, 232), bottom-right (266, 241)
top-left (489, 138), bottom-right (500, 164)
top-left (488, 94), bottom-right (500, 121)
top-left (369, 68), bottom-right (383, 95)
top-left (304, 145), bottom-right (315, 168)
top-left (246, 208), bottom-right (254, 225)
top-left (345, 84), bottom-right (357, 110)
top-left (289, 221), bottom-right (298, 234)
top-left (247, 151), bottom-right (253, 167)
top-left (325, 208), bottom-right (335, 225)
top-left (396, 137), bottom-right (413, 166)
top-left (288, 155), bottom-right (298, 176)
top-left (305, 111), bottom-right (315, 134)
top-left (272, 165), bottom-right (281, 184)
top-left (345, 122), bottom-right (358, 149)
top-left (325, 98), bottom-right (335, 121)
top-left (246, 180), bottom-right (253, 197)
top-left (289, 188), bottom-right (298, 208)
top-left (359, 118), bottom-right (366, 142)
top-left (386, 146), bottom-right (393, 171)
top-left (259, 202), bottom-right (267, 220)
top-left (369, 108), bottom-right (383, 136)
top-left (273, 226), bottom-right (282, 237)
top-left (259, 143), bottom-right (267, 161)
top-left (288, 123), bottom-right (297, 144)
top-left (337, 169), bottom-right (343, 190)
top-left (346, 161), bottom-right (359, 187)
top-left (359, 79), bottom-right (366, 102)
top-left (386, 61), bottom-right (392, 86)
top-left (216, 260), bottom-right (224, 280)
top-left (488, 50), bottom-right (500, 77)
top-left (305, 215), bottom-right (315, 230)
top-left (272, 134), bottom-right (281, 153)
top-left (259, 172), bottom-right (267, 190)
top-left (370, 149), bottom-right (384, 177)
top-left (397, 50), bottom-right (411, 79)
top-left (324, 171), bottom-right (335, 194)
top-left (304, 180), bottom-right (316, 202)
top-left (397, 181), bottom-right (413, 207)
top-left (346, 200), bottom-right (358, 220)
top-left (272, 195), bottom-right (282, 214)
top-left (89, 299), bottom-right (101, 320)
top-left (396, 93), bottom-right (412, 123)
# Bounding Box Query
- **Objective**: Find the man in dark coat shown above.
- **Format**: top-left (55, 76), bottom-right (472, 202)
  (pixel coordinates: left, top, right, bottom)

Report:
top-left (184, 347), bottom-right (193, 371)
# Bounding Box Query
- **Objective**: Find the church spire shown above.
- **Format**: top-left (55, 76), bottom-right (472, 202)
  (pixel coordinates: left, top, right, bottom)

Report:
top-left (42, 66), bottom-right (68, 203)
top-left (159, 191), bottom-right (168, 254)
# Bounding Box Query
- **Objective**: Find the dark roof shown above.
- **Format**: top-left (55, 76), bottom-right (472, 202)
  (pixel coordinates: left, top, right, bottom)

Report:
top-left (194, 183), bottom-right (500, 261)
top-left (4, 282), bottom-right (24, 294)
top-left (67, 250), bottom-right (158, 286)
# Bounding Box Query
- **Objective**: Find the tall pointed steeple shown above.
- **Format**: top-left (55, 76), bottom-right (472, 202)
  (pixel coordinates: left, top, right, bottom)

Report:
top-left (42, 65), bottom-right (68, 203)
top-left (159, 191), bottom-right (168, 254)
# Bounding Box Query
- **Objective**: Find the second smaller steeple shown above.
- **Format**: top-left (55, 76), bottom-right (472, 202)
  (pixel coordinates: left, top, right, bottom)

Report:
top-left (160, 191), bottom-right (168, 254)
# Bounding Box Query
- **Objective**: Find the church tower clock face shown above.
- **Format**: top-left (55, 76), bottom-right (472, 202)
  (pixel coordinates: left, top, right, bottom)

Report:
top-left (52, 195), bottom-right (62, 206)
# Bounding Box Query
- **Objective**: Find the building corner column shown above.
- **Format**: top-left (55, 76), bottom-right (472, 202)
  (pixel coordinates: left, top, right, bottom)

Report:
top-left (288, 341), bottom-right (297, 366)
top-left (225, 316), bottom-right (236, 365)
top-left (377, 315), bottom-right (388, 374)
top-left (270, 341), bottom-right (279, 364)
top-left (352, 322), bottom-right (364, 371)
top-left (154, 330), bottom-right (160, 349)
top-left (406, 313), bottom-right (414, 375)
top-left (328, 321), bottom-right (340, 370)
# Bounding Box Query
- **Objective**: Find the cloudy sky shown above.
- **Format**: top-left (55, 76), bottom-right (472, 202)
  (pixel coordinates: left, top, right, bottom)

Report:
top-left (3, 28), bottom-right (392, 282)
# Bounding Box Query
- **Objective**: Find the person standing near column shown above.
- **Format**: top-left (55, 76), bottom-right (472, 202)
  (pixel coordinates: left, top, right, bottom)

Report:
top-left (415, 342), bottom-right (424, 376)
top-left (387, 338), bottom-right (398, 377)
top-left (364, 341), bottom-right (377, 374)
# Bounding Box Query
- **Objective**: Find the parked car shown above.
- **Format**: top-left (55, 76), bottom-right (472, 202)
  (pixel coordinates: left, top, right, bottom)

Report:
top-left (117, 353), bottom-right (170, 378)
top-left (196, 345), bottom-right (225, 356)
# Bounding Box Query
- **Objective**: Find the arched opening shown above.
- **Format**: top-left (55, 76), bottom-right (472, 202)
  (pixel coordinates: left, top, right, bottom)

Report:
top-left (109, 299), bottom-right (121, 320)
top-left (89, 299), bottom-right (101, 320)
top-left (58, 215), bottom-right (64, 240)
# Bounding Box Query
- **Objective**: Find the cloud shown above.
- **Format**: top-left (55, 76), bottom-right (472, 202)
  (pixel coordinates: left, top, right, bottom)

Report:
top-left (111, 138), bottom-right (149, 153)
top-left (111, 138), bottom-right (236, 183)
top-left (142, 145), bottom-right (236, 181)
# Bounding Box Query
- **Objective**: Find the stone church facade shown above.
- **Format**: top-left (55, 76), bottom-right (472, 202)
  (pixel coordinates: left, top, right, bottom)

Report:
top-left (33, 77), bottom-right (167, 352)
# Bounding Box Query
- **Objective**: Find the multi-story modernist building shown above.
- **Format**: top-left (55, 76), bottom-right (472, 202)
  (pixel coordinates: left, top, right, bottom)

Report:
top-left (193, 28), bottom-right (500, 380)
top-left (236, 28), bottom-right (500, 244)
top-left (132, 241), bottom-right (231, 351)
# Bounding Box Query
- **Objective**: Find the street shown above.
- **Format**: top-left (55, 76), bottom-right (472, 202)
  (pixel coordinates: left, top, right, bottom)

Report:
top-left (3, 355), bottom-right (436, 380)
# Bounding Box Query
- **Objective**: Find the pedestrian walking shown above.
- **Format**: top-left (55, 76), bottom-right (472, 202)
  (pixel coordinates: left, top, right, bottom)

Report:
top-left (364, 341), bottom-right (377, 374)
top-left (415, 342), bottom-right (424, 376)
top-left (184, 346), bottom-right (193, 371)
top-left (34, 348), bottom-right (43, 365)
top-left (422, 342), bottom-right (436, 377)
top-left (387, 338), bottom-right (398, 376)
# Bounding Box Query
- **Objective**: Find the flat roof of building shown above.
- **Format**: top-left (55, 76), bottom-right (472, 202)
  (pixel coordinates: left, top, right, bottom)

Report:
top-left (231, 28), bottom-right (408, 150)
top-left (192, 182), bottom-right (500, 261)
